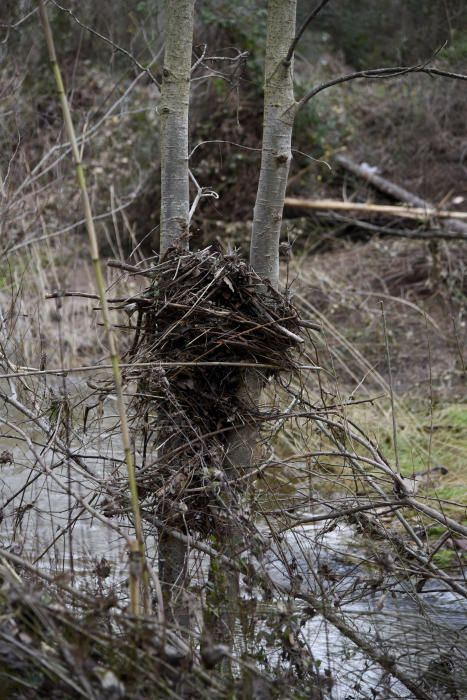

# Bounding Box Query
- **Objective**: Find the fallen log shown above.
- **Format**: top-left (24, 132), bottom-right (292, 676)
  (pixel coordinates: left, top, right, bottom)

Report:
top-left (284, 197), bottom-right (467, 221)
top-left (335, 153), bottom-right (467, 237)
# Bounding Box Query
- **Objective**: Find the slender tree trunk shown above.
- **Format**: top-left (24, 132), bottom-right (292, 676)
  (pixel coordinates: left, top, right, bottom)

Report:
top-left (229, 0), bottom-right (298, 536)
top-left (210, 371), bottom-right (262, 651)
top-left (158, 0), bottom-right (195, 625)
top-left (159, 0), bottom-right (194, 256)
top-left (224, 0), bottom-right (298, 551)
top-left (212, 0), bottom-right (299, 656)
top-left (233, 0), bottom-right (298, 497)
top-left (227, 0), bottom-right (298, 503)
top-left (250, 0), bottom-right (297, 289)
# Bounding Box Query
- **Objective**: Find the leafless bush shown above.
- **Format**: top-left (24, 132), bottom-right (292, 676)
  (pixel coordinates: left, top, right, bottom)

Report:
top-left (1, 3), bottom-right (466, 699)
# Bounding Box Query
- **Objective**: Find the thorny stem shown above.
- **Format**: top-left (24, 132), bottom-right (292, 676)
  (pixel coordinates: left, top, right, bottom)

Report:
top-left (37, 0), bottom-right (148, 615)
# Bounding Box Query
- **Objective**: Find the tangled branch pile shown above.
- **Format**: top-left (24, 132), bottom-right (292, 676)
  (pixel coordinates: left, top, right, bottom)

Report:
top-left (117, 245), bottom-right (306, 531)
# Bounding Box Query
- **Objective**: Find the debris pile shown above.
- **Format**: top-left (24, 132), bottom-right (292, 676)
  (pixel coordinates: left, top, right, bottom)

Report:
top-left (117, 245), bottom-right (306, 530)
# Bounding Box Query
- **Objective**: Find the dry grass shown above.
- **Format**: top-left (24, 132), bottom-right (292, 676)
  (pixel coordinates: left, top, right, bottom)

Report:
top-left (284, 235), bottom-right (466, 524)
top-left (1, 20), bottom-right (466, 697)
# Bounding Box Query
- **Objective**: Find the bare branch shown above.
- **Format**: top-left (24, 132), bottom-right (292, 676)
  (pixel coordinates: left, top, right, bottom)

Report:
top-left (284, 197), bottom-right (467, 220)
top-left (49, 0), bottom-right (160, 86)
top-left (334, 153), bottom-right (467, 238)
top-left (284, 0), bottom-right (332, 65)
top-left (297, 62), bottom-right (467, 109)
top-left (0, 7), bottom-right (38, 31)
top-left (188, 169), bottom-right (218, 222)
top-left (191, 43), bottom-right (207, 73)
top-left (317, 212), bottom-right (467, 241)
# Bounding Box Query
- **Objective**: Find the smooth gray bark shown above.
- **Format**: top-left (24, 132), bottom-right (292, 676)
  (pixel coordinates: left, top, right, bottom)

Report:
top-left (233, 0), bottom-right (298, 579)
top-left (159, 0), bottom-right (195, 255)
top-left (250, 0), bottom-right (297, 289)
top-left (228, 0), bottom-right (298, 564)
top-left (158, 0), bottom-right (195, 626)
top-left (218, 1), bottom-right (298, 651)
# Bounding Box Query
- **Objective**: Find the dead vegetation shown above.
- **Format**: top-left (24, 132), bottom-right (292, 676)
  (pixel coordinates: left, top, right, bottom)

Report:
top-left (0, 3), bottom-right (466, 699)
top-left (104, 245), bottom-right (307, 533)
top-left (1, 235), bottom-right (466, 698)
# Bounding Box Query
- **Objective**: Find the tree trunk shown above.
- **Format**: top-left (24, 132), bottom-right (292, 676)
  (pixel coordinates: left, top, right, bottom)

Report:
top-left (158, 0), bottom-right (195, 626)
top-left (226, 0), bottom-right (298, 574)
top-left (250, 0), bottom-right (297, 289)
top-left (211, 0), bottom-right (299, 655)
top-left (159, 0), bottom-right (194, 256)
top-left (229, 0), bottom-right (298, 583)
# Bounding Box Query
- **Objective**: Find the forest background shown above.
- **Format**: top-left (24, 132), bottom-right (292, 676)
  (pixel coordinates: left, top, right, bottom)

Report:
top-left (0, 1), bottom-right (466, 699)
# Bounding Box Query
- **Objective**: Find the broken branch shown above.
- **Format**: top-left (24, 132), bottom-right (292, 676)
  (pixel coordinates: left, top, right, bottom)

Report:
top-left (284, 197), bottom-right (467, 221)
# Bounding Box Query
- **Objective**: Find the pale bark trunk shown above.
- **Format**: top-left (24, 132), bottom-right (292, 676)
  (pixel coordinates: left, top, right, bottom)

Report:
top-left (208, 373), bottom-right (261, 652)
top-left (215, 0), bottom-right (298, 653)
top-left (250, 0), bottom-right (297, 289)
top-left (234, 0), bottom-right (298, 582)
top-left (229, 0), bottom-right (298, 566)
top-left (159, 0), bottom-right (195, 256)
top-left (158, 0), bottom-right (195, 625)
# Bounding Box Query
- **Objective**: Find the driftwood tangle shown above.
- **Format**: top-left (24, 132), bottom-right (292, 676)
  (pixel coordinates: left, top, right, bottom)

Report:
top-left (116, 245), bottom-right (307, 532)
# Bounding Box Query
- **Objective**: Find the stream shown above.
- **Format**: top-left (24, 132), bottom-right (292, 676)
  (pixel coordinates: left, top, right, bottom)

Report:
top-left (1, 412), bottom-right (466, 699)
top-left (263, 522), bottom-right (467, 699)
